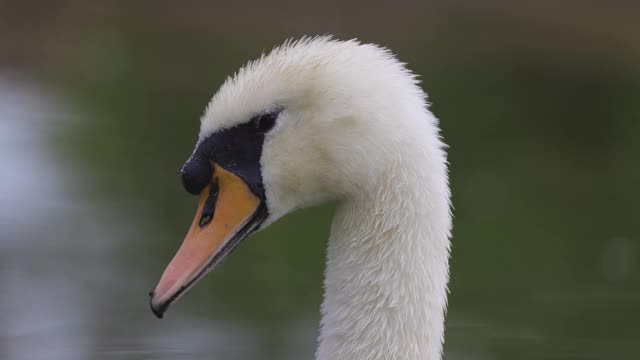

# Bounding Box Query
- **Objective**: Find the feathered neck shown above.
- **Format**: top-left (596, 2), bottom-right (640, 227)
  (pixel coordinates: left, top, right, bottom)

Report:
top-left (316, 145), bottom-right (451, 360)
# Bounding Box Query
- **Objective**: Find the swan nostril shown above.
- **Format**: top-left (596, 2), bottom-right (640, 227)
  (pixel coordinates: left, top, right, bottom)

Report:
top-left (199, 178), bottom-right (219, 227)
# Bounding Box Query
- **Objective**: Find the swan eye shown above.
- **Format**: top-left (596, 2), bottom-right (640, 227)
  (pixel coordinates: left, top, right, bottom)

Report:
top-left (253, 111), bottom-right (278, 133)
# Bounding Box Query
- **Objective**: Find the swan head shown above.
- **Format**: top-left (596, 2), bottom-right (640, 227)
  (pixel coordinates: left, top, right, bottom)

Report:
top-left (149, 37), bottom-right (442, 317)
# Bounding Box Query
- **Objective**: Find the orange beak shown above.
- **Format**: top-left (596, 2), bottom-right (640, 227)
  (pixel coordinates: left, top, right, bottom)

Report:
top-left (149, 163), bottom-right (265, 318)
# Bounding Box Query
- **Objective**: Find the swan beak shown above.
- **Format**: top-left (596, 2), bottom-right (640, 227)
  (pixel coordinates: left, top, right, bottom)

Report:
top-left (149, 164), bottom-right (266, 318)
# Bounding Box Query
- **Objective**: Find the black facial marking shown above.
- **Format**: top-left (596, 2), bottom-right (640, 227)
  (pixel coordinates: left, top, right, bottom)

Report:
top-left (181, 109), bottom-right (281, 200)
top-left (181, 154), bottom-right (211, 195)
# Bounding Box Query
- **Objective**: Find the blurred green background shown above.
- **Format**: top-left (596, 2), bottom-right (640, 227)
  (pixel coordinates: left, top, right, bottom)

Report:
top-left (1, 1), bottom-right (638, 359)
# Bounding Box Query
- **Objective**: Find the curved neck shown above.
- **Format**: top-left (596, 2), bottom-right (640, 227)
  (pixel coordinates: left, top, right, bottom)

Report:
top-left (316, 154), bottom-right (451, 360)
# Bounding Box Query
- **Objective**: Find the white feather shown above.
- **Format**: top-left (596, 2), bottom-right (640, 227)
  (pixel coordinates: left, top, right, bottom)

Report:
top-left (200, 36), bottom-right (452, 360)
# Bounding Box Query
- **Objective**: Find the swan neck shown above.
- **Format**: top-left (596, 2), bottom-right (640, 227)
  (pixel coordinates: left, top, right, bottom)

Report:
top-left (316, 161), bottom-right (451, 360)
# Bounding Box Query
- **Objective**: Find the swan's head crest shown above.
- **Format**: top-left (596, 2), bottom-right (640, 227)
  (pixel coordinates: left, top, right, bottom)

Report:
top-left (200, 36), bottom-right (432, 224)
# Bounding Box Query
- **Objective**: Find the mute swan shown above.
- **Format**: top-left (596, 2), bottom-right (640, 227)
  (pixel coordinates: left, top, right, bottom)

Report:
top-left (149, 37), bottom-right (452, 360)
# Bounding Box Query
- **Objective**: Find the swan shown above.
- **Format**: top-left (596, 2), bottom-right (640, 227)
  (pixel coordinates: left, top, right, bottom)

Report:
top-left (149, 37), bottom-right (452, 360)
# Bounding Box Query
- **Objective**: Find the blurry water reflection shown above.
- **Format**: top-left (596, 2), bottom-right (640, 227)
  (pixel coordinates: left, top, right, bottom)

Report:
top-left (0, 76), bottom-right (262, 360)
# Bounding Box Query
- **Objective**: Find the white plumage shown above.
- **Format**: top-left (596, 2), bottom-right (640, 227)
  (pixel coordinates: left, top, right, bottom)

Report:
top-left (200, 37), bottom-right (452, 360)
